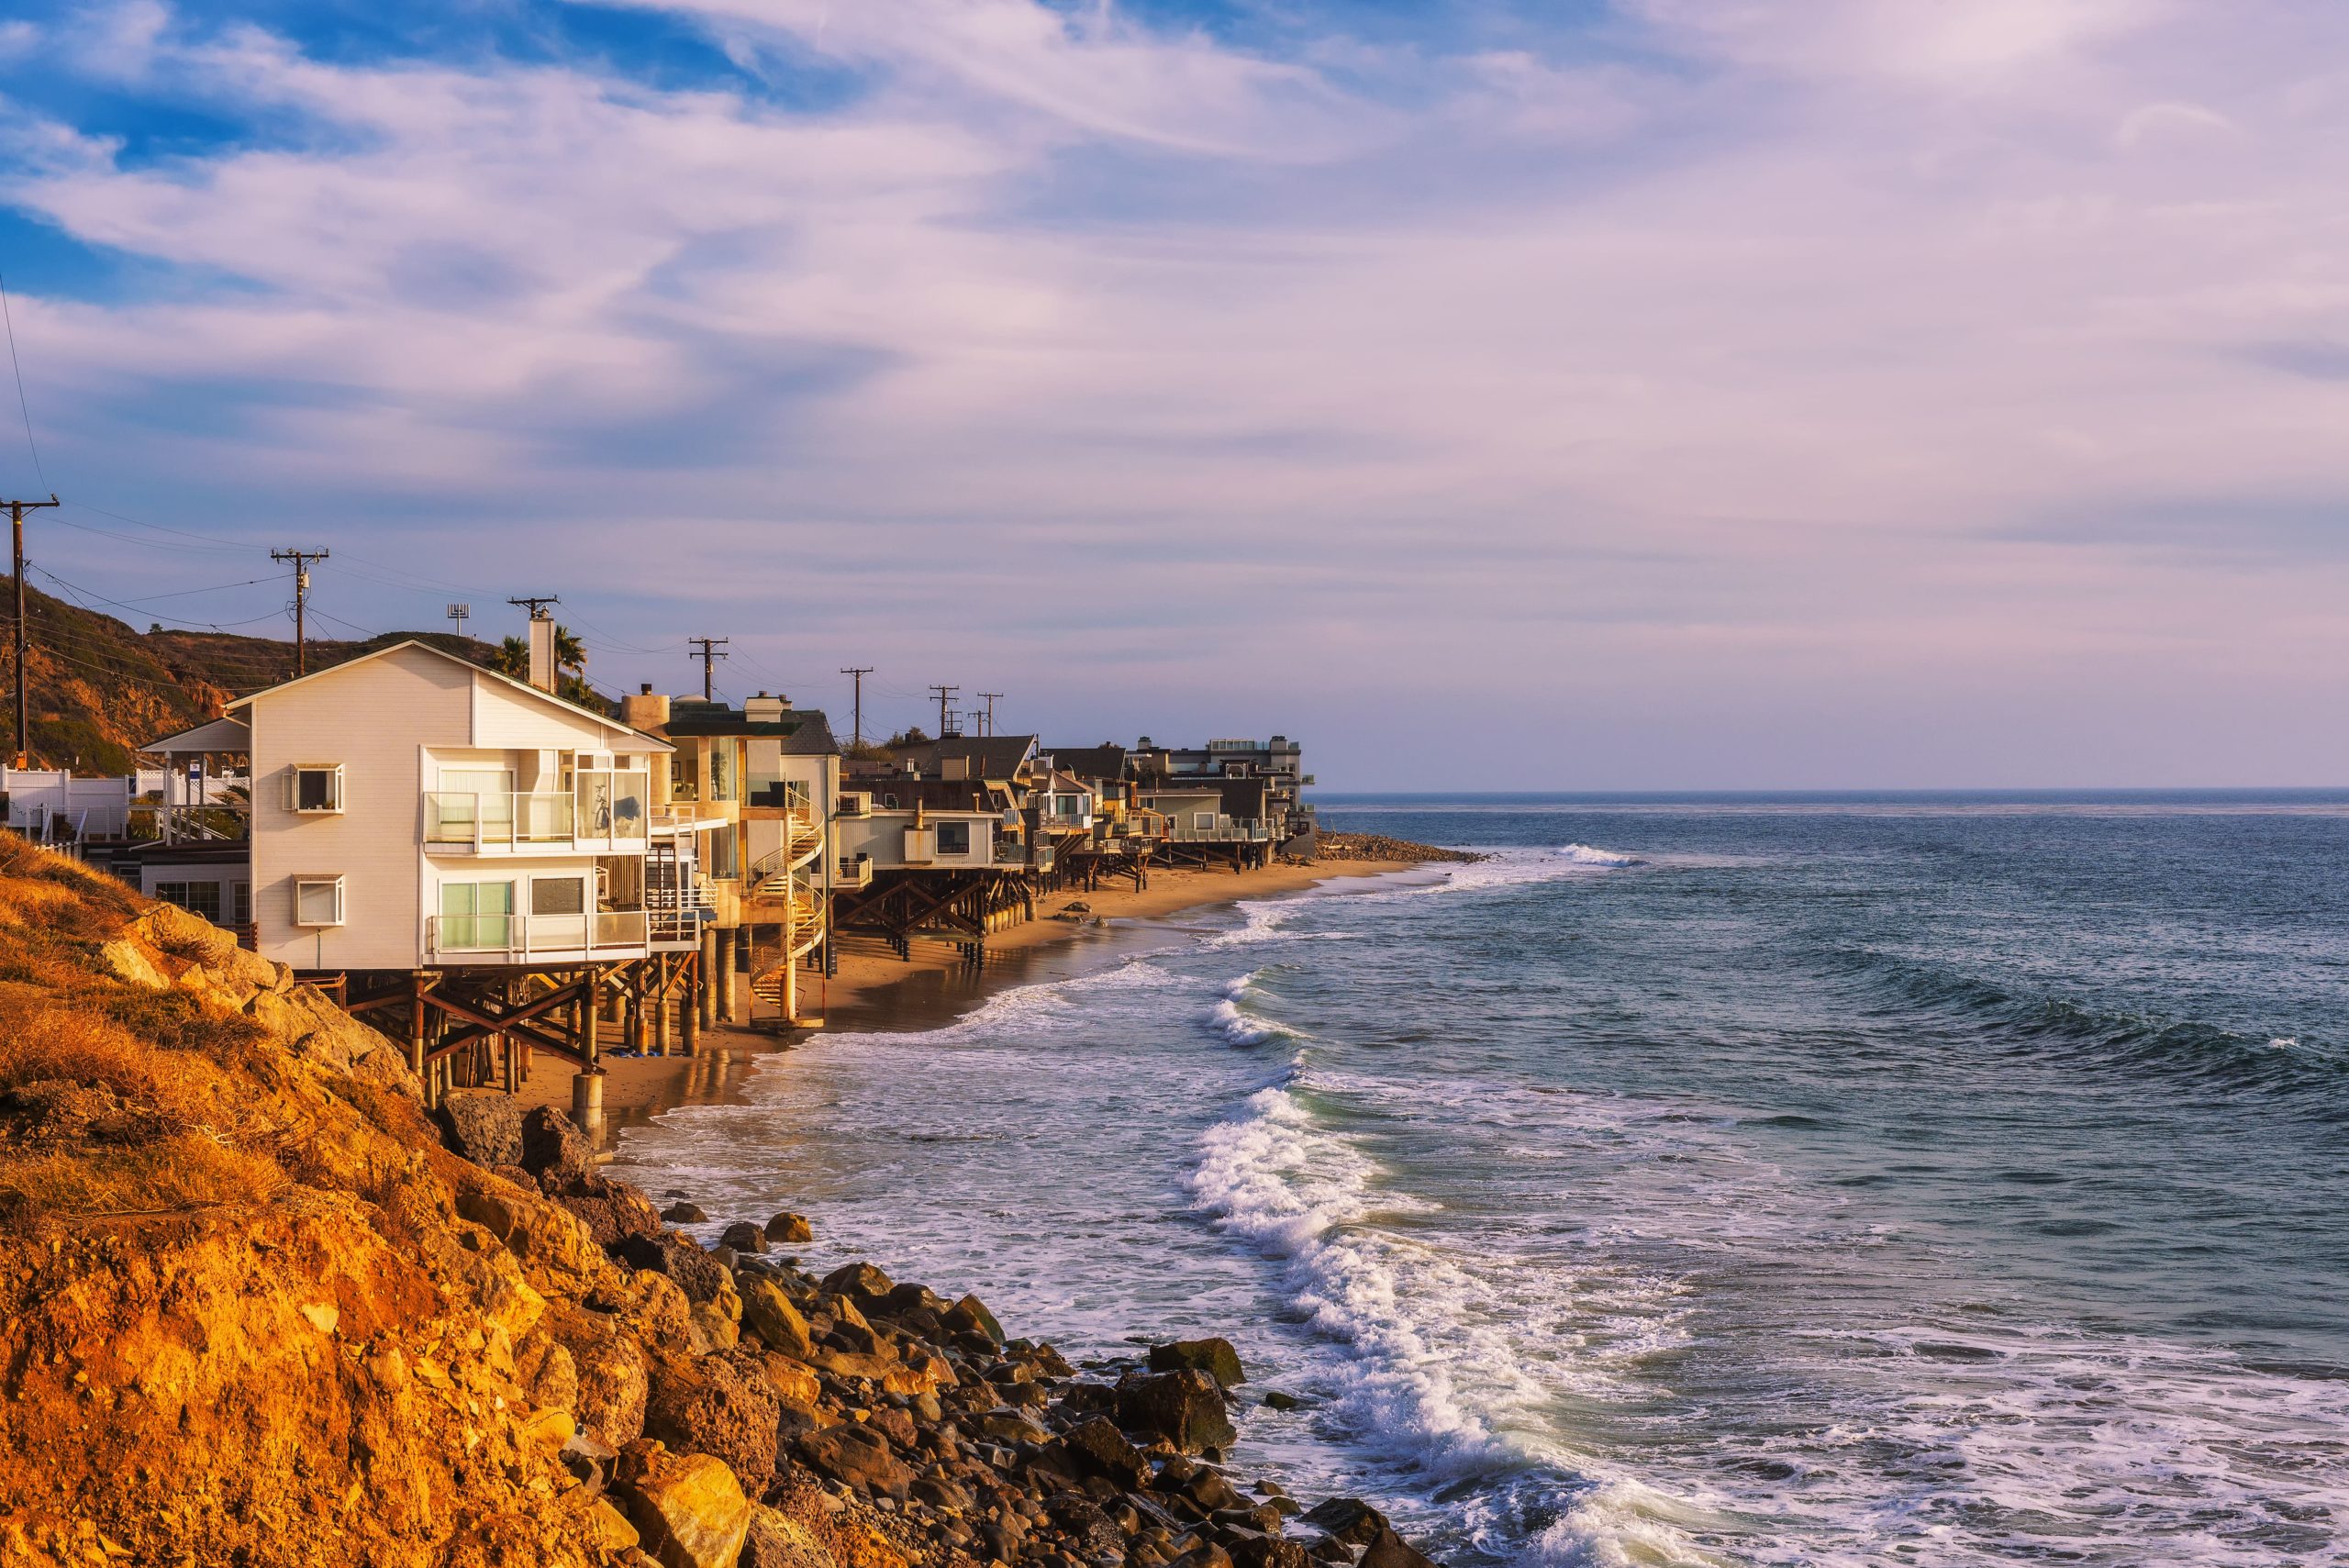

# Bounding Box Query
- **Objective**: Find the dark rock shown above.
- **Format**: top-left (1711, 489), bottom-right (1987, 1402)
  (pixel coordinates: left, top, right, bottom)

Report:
top-left (1149, 1337), bottom-right (1247, 1388)
top-left (1263, 1391), bottom-right (1302, 1411)
top-left (519, 1105), bottom-right (592, 1177)
top-left (1305, 1536), bottom-right (1357, 1565)
top-left (943, 1293), bottom-right (1004, 1344)
top-left (820, 1262), bottom-right (896, 1301)
top-left (719, 1220), bottom-right (768, 1254)
top-left (549, 1171), bottom-right (664, 1247)
top-left (435, 1087), bottom-right (524, 1168)
top-left (1360, 1529), bottom-right (1439, 1568)
top-left (1302, 1500), bottom-right (1390, 1550)
top-left (1167, 1544), bottom-right (1236, 1568)
top-left (1062, 1417), bottom-right (1152, 1490)
top-left (561, 1429), bottom-right (618, 1496)
top-left (1046, 1492), bottom-right (1127, 1558)
top-left (645, 1350), bottom-right (782, 1482)
top-left (882, 1282), bottom-right (946, 1318)
top-left (610, 1231), bottom-right (730, 1304)
top-left (1184, 1468), bottom-right (1244, 1513)
top-left (796, 1425), bottom-right (915, 1499)
top-left (765, 1211), bottom-right (814, 1244)
top-left (662, 1200), bottom-right (708, 1224)
top-left (1232, 1540), bottom-right (1311, 1568)
top-left (1118, 1369), bottom-right (1238, 1455)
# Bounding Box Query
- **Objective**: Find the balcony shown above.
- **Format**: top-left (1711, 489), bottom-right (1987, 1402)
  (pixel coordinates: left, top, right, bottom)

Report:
top-left (424, 784), bottom-right (652, 853)
top-left (837, 854), bottom-right (873, 890)
top-left (427, 909), bottom-right (650, 962)
top-left (1166, 817), bottom-right (1273, 843)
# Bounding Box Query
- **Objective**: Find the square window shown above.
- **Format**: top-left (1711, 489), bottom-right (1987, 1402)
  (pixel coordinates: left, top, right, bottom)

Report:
top-left (531, 876), bottom-right (585, 916)
top-left (936, 821), bottom-right (972, 856)
top-left (233, 883), bottom-right (250, 927)
top-left (294, 876), bottom-right (345, 927)
top-left (288, 764), bottom-right (343, 814)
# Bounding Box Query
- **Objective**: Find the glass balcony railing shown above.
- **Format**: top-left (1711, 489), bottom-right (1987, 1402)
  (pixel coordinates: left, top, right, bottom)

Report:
top-left (425, 791), bottom-right (574, 848)
top-left (426, 909), bottom-right (649, 957)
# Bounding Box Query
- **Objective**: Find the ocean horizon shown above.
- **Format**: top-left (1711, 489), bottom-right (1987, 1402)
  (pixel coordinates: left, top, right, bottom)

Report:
top-left (618, 791), bottom-right (2348, 1567)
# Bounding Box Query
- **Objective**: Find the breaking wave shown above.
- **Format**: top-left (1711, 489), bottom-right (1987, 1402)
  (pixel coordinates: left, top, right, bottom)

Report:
top-left (1559, 844), bottom-right (1642, 867)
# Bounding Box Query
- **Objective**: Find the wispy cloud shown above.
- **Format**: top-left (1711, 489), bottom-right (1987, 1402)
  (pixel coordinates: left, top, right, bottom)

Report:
top-left (0, 0), bottom-right (2345, 784)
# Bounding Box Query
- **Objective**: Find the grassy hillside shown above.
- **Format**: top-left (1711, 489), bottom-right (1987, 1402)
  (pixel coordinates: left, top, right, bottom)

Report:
top-left (2, 577), bottom-right (498, 772)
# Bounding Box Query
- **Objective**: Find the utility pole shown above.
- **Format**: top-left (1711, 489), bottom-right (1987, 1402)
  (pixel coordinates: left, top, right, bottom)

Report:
top-left (271, 547), bottom-right (329, 679)
top-left (840, 667), bottom-right (873, 749)
top-left (929, 684), bottom-right (959, 740)
top-left (507, 595), bottom-right (559, 619)
top-left (977, 692), bottom-right (1003, 739)
top-left (687, 637), bottom-right (729, 702)
top-left (6, 493), bottom-right (59, 768)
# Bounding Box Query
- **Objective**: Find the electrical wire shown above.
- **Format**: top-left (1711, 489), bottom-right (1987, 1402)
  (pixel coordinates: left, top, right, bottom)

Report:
top-left (0, 267), bottom-right (46, 493)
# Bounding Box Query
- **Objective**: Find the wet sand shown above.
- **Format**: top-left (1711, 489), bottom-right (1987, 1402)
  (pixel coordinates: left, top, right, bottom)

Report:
top-left (516, 859), bottom-right (1415, 1140)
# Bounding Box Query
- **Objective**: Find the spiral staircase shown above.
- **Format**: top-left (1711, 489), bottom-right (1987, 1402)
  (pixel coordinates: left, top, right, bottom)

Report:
top-left (747, 811), bottom-right (827, 1017)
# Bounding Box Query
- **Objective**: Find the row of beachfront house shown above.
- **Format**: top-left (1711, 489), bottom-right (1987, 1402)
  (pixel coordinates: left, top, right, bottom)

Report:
top-left (17, 633), bottom-right (1310, 1118)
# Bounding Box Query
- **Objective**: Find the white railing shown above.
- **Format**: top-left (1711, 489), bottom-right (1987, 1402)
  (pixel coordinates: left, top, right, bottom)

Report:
top-left (1165, 817), bottom-right (1272, 843)
top-left (425, 791), bottom-right (575, 848)
top-left (837, 854), bottom-right (873, 889)
top-left (427, 908), bottom-right (649, 959)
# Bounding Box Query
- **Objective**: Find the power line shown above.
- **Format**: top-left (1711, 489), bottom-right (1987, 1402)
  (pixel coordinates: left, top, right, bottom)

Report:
top-left (977, 691), bottom-right (1003, 738)
top-left (840, 666), bottom-right (873, 749)
top-left (687, 636), bottom-right (729, 702)
top-left (0, 270), bottom-right (46, 494)
top-left (928, 684), bottom-right (959, 740)
top-left (272, 549), bottom-right (329, 677)
top-left (29, 565), bottom-right (287, 632)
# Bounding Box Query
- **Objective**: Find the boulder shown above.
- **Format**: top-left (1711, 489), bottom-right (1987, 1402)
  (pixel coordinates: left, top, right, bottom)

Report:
top-left (1118, 1369), bottom-right (1237, 1455)
top-left (1061, 1417), bottom-right (1152, 1491)
top-left (1150, 1337), bottom-right (1247, 1388)
top-left (613, 1232), bottom-right (731, 1304)
top-left (1045, 1491), bottom-right (1127, 1558)
top-left (548, 1302), bottom-right (651, 1447)
top-left (547, 1170), bottom-right (664, 1247)
top-left (616, 1442), bottom-right (753, 1568)
top-left (1360, 1529), bottom-right (1440, 1568)
top-left (741, 1278), bottom-right (816, 1360)
top-left (942, 1293), bottom-right (1003, 1345)
top-left (795, 1425), bottom-right (914, 1499)
top-left (1166, 1544), bottom-right (1237, 1568)
top-left (765, 1212), bottom-right (815, 1244)
top-left (819, 1262), bottom-right (895, 1302)
top-left (720, 1220), bottom-right (769, 1254)
top-left (645, 1350), bottom-right (783, 1481)
top-left (740, 1505), bottom-right (835, 1568)
top-left (1232, 1540), bottom-right (1311, 1568)
top-left (663, 1200), bottom-right (708, 1224)
top-left (435, 1088), bottom-right (524, 1168)
top-left (520, 1104), bottom-right (592, 1177)
top-left (1302, 1500), bottom-right (1389, 1550)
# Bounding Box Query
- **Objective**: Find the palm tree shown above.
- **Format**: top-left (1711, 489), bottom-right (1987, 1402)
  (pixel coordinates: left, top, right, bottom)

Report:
top-left (553, 626), bottom-right (586, 684)
top-left (491, 636), bottom-right (529, 681)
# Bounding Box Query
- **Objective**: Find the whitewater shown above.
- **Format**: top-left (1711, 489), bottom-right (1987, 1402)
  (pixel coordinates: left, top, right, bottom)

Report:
top-left (612, 795), bottom-right (2349, 1567)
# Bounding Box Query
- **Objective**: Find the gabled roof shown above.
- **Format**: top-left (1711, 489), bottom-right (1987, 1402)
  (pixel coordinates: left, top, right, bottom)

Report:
top-left (143, 716), bottom-right (251, 755)
top-left (1046, 744), bottom-right (1126, 783)
top-left (892, 734), bottom-right (1039, 781)
top-left (225, 639), bottom-right (668, 751)
top-left (779, 710), bottom-right (841, 756)
top-left (662, 703), bottom-right (839, 753)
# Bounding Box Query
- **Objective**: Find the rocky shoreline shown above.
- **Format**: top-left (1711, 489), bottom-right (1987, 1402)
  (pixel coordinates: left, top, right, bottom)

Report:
top-left (445, 1093), bottom-right (1445, 1568)
top-left (1310, 832), bottom-right (1483, 865)
top-left (0, 839), bottom-right (1450, 1568)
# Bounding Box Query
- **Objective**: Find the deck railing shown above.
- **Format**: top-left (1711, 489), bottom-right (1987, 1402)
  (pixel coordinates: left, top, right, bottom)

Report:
top-left (424, 791), bottom-right (575, 848)
top-left (427, 908), bottom-right (649, 958)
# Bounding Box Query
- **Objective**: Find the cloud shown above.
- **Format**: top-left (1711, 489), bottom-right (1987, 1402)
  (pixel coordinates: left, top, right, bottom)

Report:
top-left (0, 0), bottom-right (2346, 784)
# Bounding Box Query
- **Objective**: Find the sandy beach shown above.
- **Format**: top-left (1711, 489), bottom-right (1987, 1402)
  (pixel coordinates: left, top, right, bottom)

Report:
top-left (518, 857), bottom-right (1418, 1137)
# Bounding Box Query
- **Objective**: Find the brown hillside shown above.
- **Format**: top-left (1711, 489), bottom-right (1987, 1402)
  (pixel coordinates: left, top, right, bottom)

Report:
top-left (3, 577), bottom-right (495, 772)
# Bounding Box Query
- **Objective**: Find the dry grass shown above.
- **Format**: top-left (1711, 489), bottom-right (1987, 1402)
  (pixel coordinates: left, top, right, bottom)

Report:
top-left (0, 1136), bottom-right (281, 1220)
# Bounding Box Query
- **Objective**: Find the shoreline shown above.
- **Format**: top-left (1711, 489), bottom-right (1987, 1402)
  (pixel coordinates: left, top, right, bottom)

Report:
top-left (522, 858), bottom-right (1433, 1140)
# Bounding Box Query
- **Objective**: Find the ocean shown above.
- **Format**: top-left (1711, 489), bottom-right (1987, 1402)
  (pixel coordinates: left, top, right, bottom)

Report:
top-left (611, 793), bottom-right (2349, 1568)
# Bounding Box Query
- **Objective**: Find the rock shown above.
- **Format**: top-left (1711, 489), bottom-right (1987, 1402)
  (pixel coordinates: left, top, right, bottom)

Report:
top-left (645, 1350), bottom-right (782, 1481)
top-left (614, 1232), bottom-right (730, 1304)
top-left (1302, 1500), bottom-right (1390, 1550)
top-left (1150, 1336), bottom-right (1247, 1388)
top-left (795, 1425), bottom-right (915, 1499)
top-left (550, 1302), bottom-right (651, 1447)
top-left (719, 1220), bottom-right (768, 1254)
top-left (587, 1497), bottom-right (642, 1554)
top-left (1184, 1468), bottom-right (1244, 1513)
top-left (616, 1441), bottom-right (753, 1568)
top-left (1231, 1540), bottom-right (1311, 1568)
top-left (1263, 1391), bottom-right (1302, 1411)
top-left (1046, 1491), bottom-right (1127, 1557)
top-left (1360, 1529), bottom-right (1439, 1568)
top-left (765, 1212), bottom-right (815, 1244)
top-left (548, 1170), bottom-right (664, 1247)
top-left (662, 1201), bottom-right (708, 1224)
top-left (819, 1262), bottom-right (895, 1302)
top-left (435, 1088), bottom-right (525, 1168)
top-left (740, 1505), bottom-right (834, 1568)
top-left (1062, 1418), bottom-right (1152, 1491)
top-left (1167, 1544), bottom-right (1237, 1568)
top-left (741, 1277), bottom-right (816, 1359)
top-left (942, 1293), bottom-right (1003, 1345)
top-left (520, 1104), bottom-right (592, 1176)
top-left (1117, 1369), bottom-right (1238, 1455)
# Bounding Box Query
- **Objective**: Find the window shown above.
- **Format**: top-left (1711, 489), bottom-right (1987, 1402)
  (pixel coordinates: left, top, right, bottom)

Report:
top-left (784, 779), bottom-right (812, 813)
top-left (708, 741), bottom-right (737, 803)
top-left (439, 881), bottom-right (514, 950)
top-left (287, 763), bottom-right (343, 814)
top-left (232, 883), bottom-right (250, 927)
top-left (530, 876), bottom-right (585, 915)
top-left (708, 823), bottom-right (740, 880)
top-left (155, 881), bottom-right (223, 923)
top-left (294, 876), bottom-right (345, 927)
top-left (936, 821), bottom-right (972, 856)
top-left (1194, 812), bottom-right (1219, 831)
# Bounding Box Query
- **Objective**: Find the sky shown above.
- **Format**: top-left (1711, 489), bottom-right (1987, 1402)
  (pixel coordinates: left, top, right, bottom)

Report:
top-left (0, 0), bottom-right (2345, 789)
